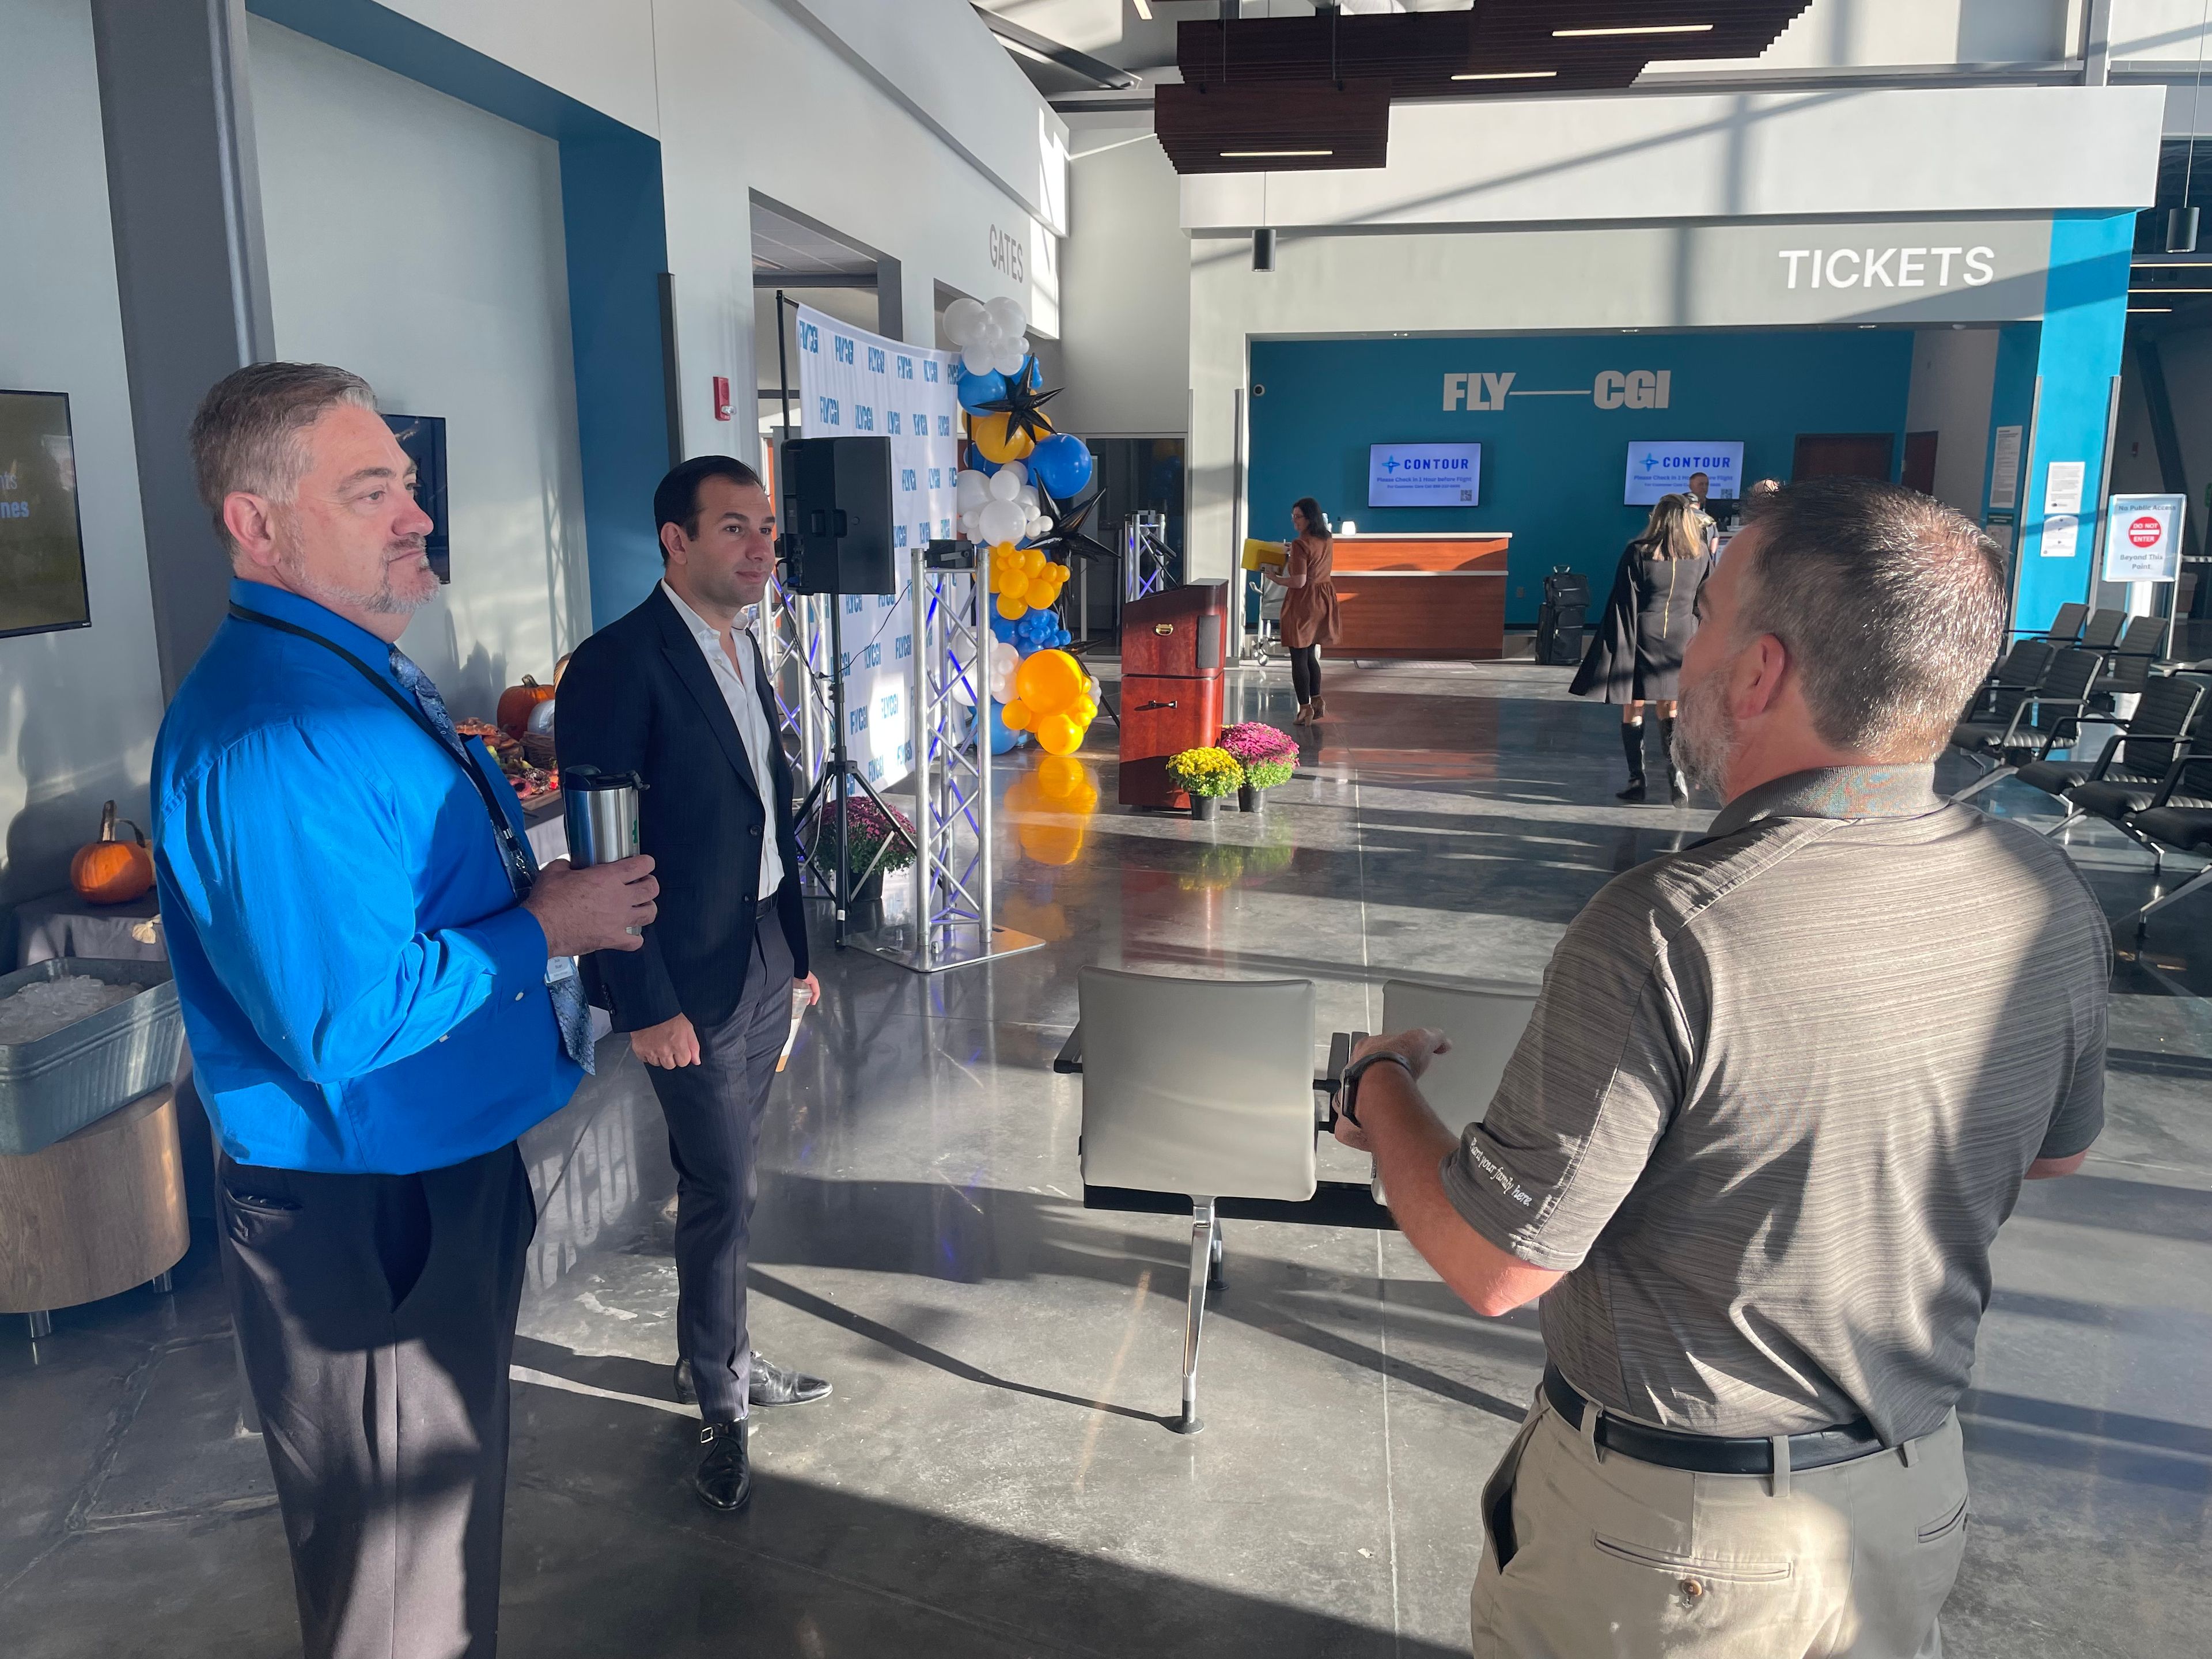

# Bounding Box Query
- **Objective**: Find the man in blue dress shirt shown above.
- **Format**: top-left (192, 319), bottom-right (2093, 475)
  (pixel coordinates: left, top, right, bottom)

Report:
top-left (153, 362), bottom-right (657, 1659)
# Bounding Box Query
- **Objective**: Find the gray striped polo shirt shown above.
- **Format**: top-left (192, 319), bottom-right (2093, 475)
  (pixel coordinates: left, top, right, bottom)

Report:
top-left (1441, 764), bottom-right (2108, 1444)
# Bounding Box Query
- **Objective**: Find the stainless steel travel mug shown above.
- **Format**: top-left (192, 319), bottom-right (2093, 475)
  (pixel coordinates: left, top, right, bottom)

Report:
top-left (560, 765), bottom-right (643, 870)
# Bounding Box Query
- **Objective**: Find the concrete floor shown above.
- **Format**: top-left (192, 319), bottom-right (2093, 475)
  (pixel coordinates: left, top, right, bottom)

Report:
top-left (3, 657), bottom-right (2208, 1657)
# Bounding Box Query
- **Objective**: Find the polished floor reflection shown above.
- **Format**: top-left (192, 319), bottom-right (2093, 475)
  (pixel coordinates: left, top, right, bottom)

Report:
top-left (3, 657), bottom-right (2209, 1656)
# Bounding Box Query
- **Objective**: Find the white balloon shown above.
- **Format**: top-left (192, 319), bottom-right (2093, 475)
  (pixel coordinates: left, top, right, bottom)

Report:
top-left (990, 340), bottom-right (1030, 378)
top-left (978, 498), bottom-right (1026, 545)
top-left (1016, 486), bottom-right (1039, 514)
top-left (987, 467), bottom-right (1023, 502)
top-left (944, 297), bottom-right (989, 348)
top-left (955, 469), bottom-right (992, 512)
top-left (985, 296), bottom-right (1027, 338)
top-left (995, 459), bottom-right (1027, 487)
top-left (961, 344), bottom-right (997, 376)
top-left (959, 510), bottom-right (983, 539)
top-left (1033, 514), bottom-right (1055, 536)
top-left (1024, 517), bottom-right (1046, 541)
top-left (993, 642), bottom-right (1020, 673)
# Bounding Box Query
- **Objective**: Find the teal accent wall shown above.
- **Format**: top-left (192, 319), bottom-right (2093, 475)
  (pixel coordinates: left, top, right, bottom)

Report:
top-left (1248, 331), bottom-right (1915, 625)
top-left (246, 0), bottom-right (672, 628)
top-left (2010, 213), bottom-right (2135, 632)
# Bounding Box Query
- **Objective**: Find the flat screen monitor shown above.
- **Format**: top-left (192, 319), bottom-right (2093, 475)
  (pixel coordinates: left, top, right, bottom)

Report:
top-left (382, 412), bottom-right (450, 583)
top-left (1625, 441), bottom-right (1744, 505)
top-left (1368, 442), bottom-right (1480, 509)
top-left (0, 390), bottom-right (92, 639)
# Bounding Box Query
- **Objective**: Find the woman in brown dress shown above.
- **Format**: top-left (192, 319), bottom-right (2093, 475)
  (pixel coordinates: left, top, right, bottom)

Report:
top-left (1268, 497), bottom-right (1342, 725)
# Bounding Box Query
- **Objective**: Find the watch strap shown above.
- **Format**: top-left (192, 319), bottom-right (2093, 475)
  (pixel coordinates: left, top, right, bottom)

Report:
top-left (1342, 1049), bottom-right (1414, 1126)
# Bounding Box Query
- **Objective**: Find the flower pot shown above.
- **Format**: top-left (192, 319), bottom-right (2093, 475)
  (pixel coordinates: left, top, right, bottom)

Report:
top-left (1191, 796), bottom-right (1219, 823)
top-left (844, 869), bottom-right (886, 931)
top-left (1237, 783), bottom-right (1263, 814)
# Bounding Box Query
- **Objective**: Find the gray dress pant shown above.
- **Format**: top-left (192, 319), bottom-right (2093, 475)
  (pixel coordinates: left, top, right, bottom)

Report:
top-left (644, 922), bottom-right (795, 1422)
top-left (218, 1142), bottom-right (536, 1659)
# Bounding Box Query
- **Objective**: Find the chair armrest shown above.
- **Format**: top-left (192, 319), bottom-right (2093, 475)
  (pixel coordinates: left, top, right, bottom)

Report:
top-left (2086, 732), bottom-right (2127, 780)
top-left (1316, 1030), bottom-right (1368, 1131)
top-left (1052, 1024), bottom-right (1083, 1075)
top-left (2029, 700), bottom-right (2093, 756)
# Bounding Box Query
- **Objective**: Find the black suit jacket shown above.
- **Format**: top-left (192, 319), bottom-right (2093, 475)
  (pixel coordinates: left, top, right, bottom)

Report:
top-left (556, 586), bottom-right (809, 1032)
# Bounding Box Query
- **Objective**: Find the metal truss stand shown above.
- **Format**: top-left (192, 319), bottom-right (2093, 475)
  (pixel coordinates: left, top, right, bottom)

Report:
top-left (1123, 510), bottom-right (1174, 603)
top-left (854, 546), bottom-right (1043, 974)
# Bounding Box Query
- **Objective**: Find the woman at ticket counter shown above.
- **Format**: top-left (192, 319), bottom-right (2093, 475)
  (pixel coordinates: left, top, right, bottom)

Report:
top-left (1267, 498), bottom-right (1342, 725)
top-left (1570, 493), bottom-right (1712, 803)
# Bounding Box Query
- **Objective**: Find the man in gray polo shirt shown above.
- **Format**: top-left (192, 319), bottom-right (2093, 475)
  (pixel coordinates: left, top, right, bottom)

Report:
top-left (1338, 478), bottom-right (2108, 1657)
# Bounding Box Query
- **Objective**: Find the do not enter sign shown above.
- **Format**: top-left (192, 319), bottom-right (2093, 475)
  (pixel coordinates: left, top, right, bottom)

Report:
top-left (2103, 495), bottom-right (2185, 583)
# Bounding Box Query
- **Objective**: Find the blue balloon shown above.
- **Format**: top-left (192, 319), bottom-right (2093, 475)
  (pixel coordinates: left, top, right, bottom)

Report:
top-left (955, 366), bottom-right (1007, 414)
top-left (1028, 433), bottom-right (1094, 499)
top-left (987, 700), bottom-right (1021, 754)
top-left (990, 615), bottom-right (1018, 642)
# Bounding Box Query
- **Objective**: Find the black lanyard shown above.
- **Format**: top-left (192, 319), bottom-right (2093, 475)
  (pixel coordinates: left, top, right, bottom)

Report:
top-left (227, 603), bottom-right (537, 900)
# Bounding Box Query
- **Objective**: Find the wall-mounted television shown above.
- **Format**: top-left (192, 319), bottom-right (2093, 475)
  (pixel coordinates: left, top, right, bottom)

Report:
top-left (382, 412), bottom-right (450, 583)
top-left (1368, 442), bottom-right (1481, 508)
top-left (1625, 441), bottom-right (1744, 505)
top-left (0, 390), bottom-right (92, 639)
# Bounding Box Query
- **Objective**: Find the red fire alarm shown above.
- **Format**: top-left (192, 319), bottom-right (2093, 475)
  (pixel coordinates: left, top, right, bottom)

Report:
top-left (713, 375), bottom-right (732, 421)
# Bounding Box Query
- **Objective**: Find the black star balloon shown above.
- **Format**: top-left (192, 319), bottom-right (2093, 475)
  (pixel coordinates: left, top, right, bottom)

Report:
top-left (1030, 485), bottom-right (1116, 568)
top-left (978, 357), bottom-right (1064, 445)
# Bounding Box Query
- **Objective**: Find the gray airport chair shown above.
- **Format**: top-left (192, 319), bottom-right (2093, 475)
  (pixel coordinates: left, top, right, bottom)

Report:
top-left (1075, 967), bottom-right (1317, 1434)
top-left (1370, 980), bottom-right (1539, 1205)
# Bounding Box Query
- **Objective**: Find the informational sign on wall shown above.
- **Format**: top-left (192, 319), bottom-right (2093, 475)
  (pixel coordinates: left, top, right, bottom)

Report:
top-left (793, 305), bottom-right (961, 788)
top-left (2103, 494), bottom-right (2186, 583)
top-left (1624, 441), bottom-right (1744, 505)
top-left (2040, 513), bottom-right (2078, 559)
top-left (2044, 460), bottom-right (2085, 514)
top-left (1368, 442), bottom-right (1481, 507)
top-left (1989, 426), bottom-right (2024, 510)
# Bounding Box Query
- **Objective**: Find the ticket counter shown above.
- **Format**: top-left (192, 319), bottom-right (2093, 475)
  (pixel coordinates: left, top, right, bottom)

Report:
top-left (1331, 534), bottom-right (1510, 660)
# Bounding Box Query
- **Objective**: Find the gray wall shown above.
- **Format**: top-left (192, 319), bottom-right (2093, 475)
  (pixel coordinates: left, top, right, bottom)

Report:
top-left (1906, 326), bottom-right (2001, 516)
top-left (0, 0), bottom-right (169, 915)
top-left (248, 17), bottom-right (592, 721)
top-left (1056, 123), bottom-right (1189, 438)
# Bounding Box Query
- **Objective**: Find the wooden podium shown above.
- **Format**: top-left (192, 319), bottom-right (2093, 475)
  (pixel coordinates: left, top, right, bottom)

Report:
top-left (1118, 583), bottom-right (1229, 808)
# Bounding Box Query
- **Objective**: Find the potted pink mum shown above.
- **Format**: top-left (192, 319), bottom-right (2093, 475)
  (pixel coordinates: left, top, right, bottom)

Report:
top-left (1220, 722), bottom-right (1298, 813)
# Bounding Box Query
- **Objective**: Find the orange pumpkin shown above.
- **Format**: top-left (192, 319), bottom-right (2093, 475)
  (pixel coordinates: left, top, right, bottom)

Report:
top-left (71, 801), bottom-right (156, 904)
top-left (497, 675), bottom-right (556, 738)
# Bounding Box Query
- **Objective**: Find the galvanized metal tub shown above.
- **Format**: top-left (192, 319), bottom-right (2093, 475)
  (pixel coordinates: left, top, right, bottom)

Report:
top-left (0, 958), bottom-right (185, 1156)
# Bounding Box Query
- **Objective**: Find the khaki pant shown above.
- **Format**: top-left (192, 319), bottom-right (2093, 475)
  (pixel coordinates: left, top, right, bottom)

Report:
top-left (1469, 1395), bottom-right (1969, 1658)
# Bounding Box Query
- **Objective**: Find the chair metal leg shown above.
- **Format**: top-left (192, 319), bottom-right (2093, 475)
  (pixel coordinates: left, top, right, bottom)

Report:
top-left (25, 1310), bottom-right (52, 1340)
top-left (1951, 763), bottom-right (2017, 801)
top-left (2040, 807), bottom-right (2082, 840)
top-left (1173, 1198), bottom-right (1215, 1435)
top-left (2134, 865), bottom-right (2212, 934)
top-left (1209, 1223), bottom-right (1224, 1290)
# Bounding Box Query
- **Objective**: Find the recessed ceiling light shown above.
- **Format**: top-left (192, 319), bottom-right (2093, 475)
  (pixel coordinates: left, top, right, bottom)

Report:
top-left (1132, 1), bottom-right (1152, 18)
top-left (2131, 286), bottom-right (2212, 293)
top-left (1452, 70), bottom-right (1559, 81)
top-left (1554, 24), bottom-right (1715, 38)
top-left (1221, 149), bottom-right (1334, 158)
top-left (2129, 306), bottom-right (2174, 313)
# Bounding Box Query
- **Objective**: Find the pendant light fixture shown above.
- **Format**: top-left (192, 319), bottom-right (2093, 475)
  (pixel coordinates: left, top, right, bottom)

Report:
top-left (2169, 0), bottom-right (2210, 252)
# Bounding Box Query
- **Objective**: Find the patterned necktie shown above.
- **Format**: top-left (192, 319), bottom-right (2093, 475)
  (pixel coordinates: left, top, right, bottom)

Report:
top-left (389, 647), bottom-right (596, 1074)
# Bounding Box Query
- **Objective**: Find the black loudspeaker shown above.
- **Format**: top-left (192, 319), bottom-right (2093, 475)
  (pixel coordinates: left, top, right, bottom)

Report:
top-left (780, 435), bottom-right (895, 595)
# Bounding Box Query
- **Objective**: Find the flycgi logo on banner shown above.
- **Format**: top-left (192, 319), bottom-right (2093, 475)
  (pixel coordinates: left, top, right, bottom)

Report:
top-left (794, 305), bottom-right (960, 787)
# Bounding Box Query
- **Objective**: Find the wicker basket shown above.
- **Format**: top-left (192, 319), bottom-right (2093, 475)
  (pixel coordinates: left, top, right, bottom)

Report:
top-left (521, 732), bottom-right (558, 768)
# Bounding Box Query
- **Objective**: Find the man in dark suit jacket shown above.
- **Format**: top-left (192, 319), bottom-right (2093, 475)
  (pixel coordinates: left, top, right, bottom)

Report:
top-left (556, 456), bottom-right (830, 1514)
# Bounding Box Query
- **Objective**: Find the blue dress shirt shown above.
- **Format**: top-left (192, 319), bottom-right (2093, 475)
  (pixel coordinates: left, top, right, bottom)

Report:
top-left (152, 579), bottom-right (582, 1174)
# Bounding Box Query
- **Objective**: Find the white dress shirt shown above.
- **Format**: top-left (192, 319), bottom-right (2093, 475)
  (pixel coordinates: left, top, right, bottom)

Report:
top-left (660, 581), bottom-right (784, 900)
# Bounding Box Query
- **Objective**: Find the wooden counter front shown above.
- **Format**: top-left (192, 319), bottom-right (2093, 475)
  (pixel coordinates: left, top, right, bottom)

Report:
top-left (1327, 535), bottom-right (1509, 660)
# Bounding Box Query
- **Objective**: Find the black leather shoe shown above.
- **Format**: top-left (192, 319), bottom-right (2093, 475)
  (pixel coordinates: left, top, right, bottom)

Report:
top-left (748, 1353), bottom-right (832, 1407)
top-left (673, 1358), bottom-right (695, 1407)
top-left (1614, 778), bottom-right (1648, 802)
top-left (694, 1419), bottom-right (750, 1512)
top-left (1668, 768), bottom-right (1690, 805)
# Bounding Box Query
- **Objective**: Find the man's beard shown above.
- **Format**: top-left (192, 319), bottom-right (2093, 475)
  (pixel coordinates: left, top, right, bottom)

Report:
top-left (1673, 661), bottom-right (1736, 795)
top-left (279, 541), bottom-right (438, 617)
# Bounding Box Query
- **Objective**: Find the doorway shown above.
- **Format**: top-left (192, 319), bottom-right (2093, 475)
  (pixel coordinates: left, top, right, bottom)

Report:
top-left (1901, 431), bottom-right (1939, 495)
top-left (1793, 433), bottom-right (1897, 482)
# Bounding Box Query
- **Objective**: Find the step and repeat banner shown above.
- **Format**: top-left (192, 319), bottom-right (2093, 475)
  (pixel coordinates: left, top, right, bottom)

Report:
top-left (792, 304), bottom-right (961, 788)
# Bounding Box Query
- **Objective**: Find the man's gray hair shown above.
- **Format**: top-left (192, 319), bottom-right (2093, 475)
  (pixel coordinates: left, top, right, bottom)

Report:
top-left (189, 362), bottom-right (377, 555)
top-left (1736, 478), bottom-right (2005, 758)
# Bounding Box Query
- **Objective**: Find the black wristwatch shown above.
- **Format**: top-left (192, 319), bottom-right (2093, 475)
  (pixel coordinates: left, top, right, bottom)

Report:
top-left (1340, 1050), bottom-right (1414, 1127)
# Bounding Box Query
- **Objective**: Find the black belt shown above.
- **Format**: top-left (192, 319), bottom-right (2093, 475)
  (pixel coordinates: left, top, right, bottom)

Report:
top-left (1542, 1365), bottom-right (1886, 1476)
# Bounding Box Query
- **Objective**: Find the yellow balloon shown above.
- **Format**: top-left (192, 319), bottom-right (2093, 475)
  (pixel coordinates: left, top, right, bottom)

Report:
top-left (1000, 698), bottom-right (1033, 730)
top-left (1075, 697), bottom-right (1097, 722)
top-left (1035, 712), bottom-right (1081, 756)
top-left (996, 590), bottom-right (1028, 620)
top-left (970, 412), bottom-right (1035, 464)
top-left (1021, 547), bottom-right (1045, 577)
top-left (1014, 648), bottom-right (1084, 715)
